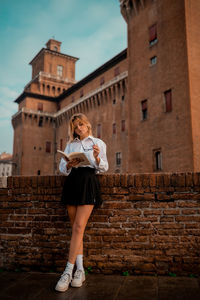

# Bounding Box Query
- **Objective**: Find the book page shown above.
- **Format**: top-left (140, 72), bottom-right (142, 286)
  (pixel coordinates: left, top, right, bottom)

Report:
top-left (57, 150), bottom-right (91, 167)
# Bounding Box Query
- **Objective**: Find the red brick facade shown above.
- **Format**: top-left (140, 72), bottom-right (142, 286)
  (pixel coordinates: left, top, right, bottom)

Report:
top-left (1, 173), bottom-right (200, 275)
top-left (12, 0), bottom-right (200, 175)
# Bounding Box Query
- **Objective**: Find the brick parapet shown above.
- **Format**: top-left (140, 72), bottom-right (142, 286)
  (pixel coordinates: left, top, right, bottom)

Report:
top-left (0, 173), bottom-right (200, 275)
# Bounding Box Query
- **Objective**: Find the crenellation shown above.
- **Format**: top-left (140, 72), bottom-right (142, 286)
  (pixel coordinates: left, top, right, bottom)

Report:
top-left (132, 0), bottom-right (138, 15)
top-left (120, 0), bottom-right (146, 22)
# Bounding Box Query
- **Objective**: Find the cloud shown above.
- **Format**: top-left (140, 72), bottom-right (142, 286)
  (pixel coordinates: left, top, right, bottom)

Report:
top-left (0, 87), bottom-right (18, 119)
top-left (0, 86), bottom-right (16, 153)
top-left (0, 86), bottom-right (18, 99)
top-left (0, 119), bottom-right (13, 154)
top-left (63, 14), bottom-right (127, 80)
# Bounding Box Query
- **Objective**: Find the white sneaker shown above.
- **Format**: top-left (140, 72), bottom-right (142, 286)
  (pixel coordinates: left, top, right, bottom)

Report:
top-left (71, 269), bottom-right (85, 287)
top-left (55, 272), bottom-right (71, 292)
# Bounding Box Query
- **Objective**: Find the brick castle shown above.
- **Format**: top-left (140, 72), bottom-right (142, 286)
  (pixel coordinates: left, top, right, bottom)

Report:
top-left (12, 0), bottom-right (200, 175)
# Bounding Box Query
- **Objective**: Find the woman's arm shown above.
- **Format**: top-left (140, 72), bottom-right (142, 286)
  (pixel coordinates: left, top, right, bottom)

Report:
top-left (59, 143), bottom-right (72, 175)
top-left (93, 140), bottom-right (109, 172)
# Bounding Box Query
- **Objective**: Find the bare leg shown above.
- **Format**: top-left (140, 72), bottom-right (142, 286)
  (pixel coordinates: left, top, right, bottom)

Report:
top-left (67, 205), bottom-right (83, 255)
top-left (68, 205), bottom-right (94, 264)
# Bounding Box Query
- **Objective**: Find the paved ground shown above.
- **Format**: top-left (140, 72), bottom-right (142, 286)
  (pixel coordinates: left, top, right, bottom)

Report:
top-left (0, 271), bottom-right (199, 300)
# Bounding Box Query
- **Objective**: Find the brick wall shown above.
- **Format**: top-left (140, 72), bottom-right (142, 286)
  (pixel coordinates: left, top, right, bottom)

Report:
top-left (0, 173), bottom-right (200, 275)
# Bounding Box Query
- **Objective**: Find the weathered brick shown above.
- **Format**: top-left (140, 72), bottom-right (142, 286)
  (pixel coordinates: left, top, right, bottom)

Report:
top-left (177, 200), bottom-right (200, 207)
top-left (193, 173), bottom-right (200, 186)
top-left (185, 173), bottom-right (194, 187)
top-left (120, 174), bottom-right (129, 187)
top-left (0, 189), bottom-right (8, 196)
top-left (129, 216), bottom-right (159, 222)
top-left (111, 187), bottom-right (129, 194)
top-left (156, 174), bottom-right (164, 187)
top-left (163, 209), bottom-right (180, 215)
top-left (149, 174), bottom-right (157, 187)
top-left (143, 209), bottom-right (162, 216)
top-left (129, 193), bottom-right (154, 201)
top-left (134, 175), bottom-right (143, 187)
top-left (181, 209), bottom-right (199, 215)
top-left (156, 193), bottom-right (174, 201)
top-left (128, 174), bottom-right (134, 187)
top-left (103, 202), bottom-right (132, 209)
top-left (160, 216), bottom-right (174, 222)
top-left (90, 215), bottom-right (109, 222)
top-left (133, 201), bottom-right (151, 208)
top-left (151, 202), bottom-right (176, 208)
top-left (103, 236), bottom-right (132, 242)
top-left (175, 216), bottom-right (200, 222)
top-left (7, 228), bottom-right (31, 235)
top-left (107, 175), bottom-right (115, 187)
top-left (109, 216), bottom-right (128, 223)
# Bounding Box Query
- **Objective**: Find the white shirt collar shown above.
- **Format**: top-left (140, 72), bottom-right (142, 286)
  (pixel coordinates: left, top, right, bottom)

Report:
top-left (73, 135), bottom-right (95, 142)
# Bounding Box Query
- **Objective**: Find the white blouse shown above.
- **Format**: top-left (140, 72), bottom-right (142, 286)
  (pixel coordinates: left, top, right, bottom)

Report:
top-left (59, 135), bottom-right (109, 176)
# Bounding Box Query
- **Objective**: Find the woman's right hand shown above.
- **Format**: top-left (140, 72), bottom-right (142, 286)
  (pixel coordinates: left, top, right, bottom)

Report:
top-left (66, 158), bottom-right (82, 170)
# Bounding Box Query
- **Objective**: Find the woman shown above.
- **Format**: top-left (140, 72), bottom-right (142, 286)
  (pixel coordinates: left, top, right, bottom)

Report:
top-left (55, 113), bottom-right (108, 292)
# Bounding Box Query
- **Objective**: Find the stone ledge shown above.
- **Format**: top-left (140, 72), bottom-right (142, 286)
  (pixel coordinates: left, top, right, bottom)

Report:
top-left (4, 172), bottom-right (200, 189)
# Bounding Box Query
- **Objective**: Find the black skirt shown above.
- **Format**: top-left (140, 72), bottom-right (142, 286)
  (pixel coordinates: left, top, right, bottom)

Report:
top-left (61, 167), bottom-right (102, 208)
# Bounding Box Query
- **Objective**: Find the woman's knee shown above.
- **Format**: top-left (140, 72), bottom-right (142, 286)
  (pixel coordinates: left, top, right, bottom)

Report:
top-left (72, 222), bottom-right (84, 235)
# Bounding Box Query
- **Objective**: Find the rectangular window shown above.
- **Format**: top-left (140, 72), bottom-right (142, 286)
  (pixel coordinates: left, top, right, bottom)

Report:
top-left (153, 149), bottom-right (162, 171)
top-left (116, 152), bottom-right (121, 166)
top-left (164, 89), bottom-right (172, 112)
top-left (113, 123), bottom-right (116, 135)
top-left (100, 77), bottom-right (105, 85)
top-left (122, 95), bottom-right (125, 101)
top-left (114, 67), bottom-right (120, 76)
top-left (149, 24), bottom-right (157, 46)
top-left (121, 120), bottom-right (125, 132)
top-left (60, 139), bottom-right (63, 151)
top-left (37, 102), bottom-right (43, 111)
top-left (97, 124), bottom-right (101, 138)
top-left (80, 90), bottom-right (84, 97)
top-left (150, 56), bottom-right (157, 65)
top-left (46, 141), bottom-right (51, 153)
top-left (57, 65), bottom-right (63, 76)
top-left (38, 116), bottom-right (43, 127)
top-left (141, 100), bottom-right (148, 120)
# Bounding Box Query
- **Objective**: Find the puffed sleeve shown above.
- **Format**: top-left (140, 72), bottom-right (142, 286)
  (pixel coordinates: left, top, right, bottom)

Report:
top-left (94, 139), bottom-right (109, 173)
top-left (59, 143), bottom-right (72, 176)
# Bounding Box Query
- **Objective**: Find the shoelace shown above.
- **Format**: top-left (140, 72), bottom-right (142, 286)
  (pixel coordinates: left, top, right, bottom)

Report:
top-left (74, 270), bottom-right (83, 279)
top-left (60, 272), bottom-right (71, 282)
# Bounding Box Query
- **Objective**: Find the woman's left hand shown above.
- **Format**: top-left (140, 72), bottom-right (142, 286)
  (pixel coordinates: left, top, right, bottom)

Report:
top-left (93, 144), bottom-right (100, 159)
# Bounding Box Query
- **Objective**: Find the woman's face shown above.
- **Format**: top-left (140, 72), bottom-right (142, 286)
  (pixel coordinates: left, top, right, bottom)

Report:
top-left (73, 118), bottom-right (89, 140)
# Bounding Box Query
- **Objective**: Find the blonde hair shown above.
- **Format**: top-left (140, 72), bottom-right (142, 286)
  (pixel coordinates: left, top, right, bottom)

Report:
top-left (68, 113), bottom-right (93, 142)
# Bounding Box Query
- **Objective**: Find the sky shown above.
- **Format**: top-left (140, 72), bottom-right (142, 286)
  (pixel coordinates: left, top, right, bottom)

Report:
top-left (0, 0), bottom-right (127, 154)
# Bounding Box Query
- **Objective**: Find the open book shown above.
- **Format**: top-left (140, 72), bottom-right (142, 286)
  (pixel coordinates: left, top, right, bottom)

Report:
top-left (57, 149), bottom-right (91, 167)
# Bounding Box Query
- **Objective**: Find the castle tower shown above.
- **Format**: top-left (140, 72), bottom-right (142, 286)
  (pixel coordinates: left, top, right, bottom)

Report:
top-left (25, 39), bottom-right (78, 97)
top-left (12, 40), bottom-right (78, 175)
top-left (120, 0), bottom-right (200, 172)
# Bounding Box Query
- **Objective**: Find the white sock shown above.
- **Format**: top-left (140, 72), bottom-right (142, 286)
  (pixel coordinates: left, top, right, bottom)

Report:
top-left (76, 254), bottom-right (84, 271)
top-left (64, 261), bottom-right (74, 277)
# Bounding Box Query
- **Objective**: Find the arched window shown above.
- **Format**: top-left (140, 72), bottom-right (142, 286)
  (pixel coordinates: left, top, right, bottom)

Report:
top-left (47, 85), bottom-right (50, 95)
top-left (52, 86), bottom-right (55, 96)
